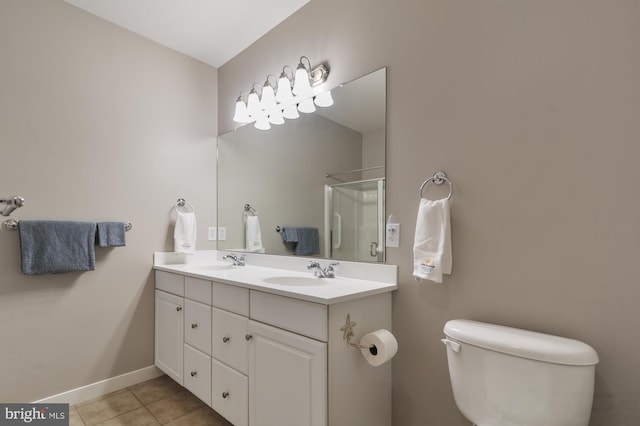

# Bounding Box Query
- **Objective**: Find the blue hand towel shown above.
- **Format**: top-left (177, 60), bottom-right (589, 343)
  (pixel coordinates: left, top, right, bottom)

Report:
top-left (19, 220), bottom-right (97, 275)
top-left (281, 227), bottom-right (299, 243)
top-left (293, 227), bottom-right (320, 256)
top-left (96, 222), bottom-right (126, 247)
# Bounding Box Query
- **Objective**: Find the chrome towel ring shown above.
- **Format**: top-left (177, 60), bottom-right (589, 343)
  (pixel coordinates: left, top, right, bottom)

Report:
top-left (175, 198), bottom-right (195, 213)
top-left (419, 171), bottom-right (453, 200)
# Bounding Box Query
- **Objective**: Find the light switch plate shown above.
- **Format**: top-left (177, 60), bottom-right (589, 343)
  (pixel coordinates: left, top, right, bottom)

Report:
top-left (208, 227), bottom-right (217, 241)
top-left (217, 227), bottom-right (227, 241)
top-left (386, 223), bottom-right (400, 247)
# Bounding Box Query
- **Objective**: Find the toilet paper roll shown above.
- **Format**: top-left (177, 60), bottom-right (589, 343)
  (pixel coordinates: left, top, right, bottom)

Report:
top-left (360, 329), bottom-right (398, 367)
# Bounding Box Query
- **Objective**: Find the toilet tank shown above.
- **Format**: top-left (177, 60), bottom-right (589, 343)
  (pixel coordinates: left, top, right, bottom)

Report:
top-left (442, 320), bottom-right (599, 426)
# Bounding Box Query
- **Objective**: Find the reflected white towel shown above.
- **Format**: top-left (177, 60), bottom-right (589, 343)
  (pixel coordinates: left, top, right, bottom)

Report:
top-left (174, 211), bottom-right (197, 254)
top-left (413, 198), bottom-right (452, 283)
top-left (245, 215), bottom-right (265, 253)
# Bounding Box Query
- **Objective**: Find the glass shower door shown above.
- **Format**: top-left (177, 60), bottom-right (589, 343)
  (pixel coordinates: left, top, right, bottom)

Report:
top-left (324, 178), bottom-right (384, 262)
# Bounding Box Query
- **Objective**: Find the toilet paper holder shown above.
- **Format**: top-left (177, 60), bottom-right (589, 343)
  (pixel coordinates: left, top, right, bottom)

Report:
top-left (340, 314), bottom-right (375, 351)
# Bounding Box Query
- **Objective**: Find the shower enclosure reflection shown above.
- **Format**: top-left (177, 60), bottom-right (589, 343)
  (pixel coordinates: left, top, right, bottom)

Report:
top-left (217, 67), bottom-right (386, 262)
top-left (325, 178), bottom-right (384, 262)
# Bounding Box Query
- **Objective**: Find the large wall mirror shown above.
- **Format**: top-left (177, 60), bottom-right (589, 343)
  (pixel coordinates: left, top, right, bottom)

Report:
top-left (217, 67), bottom-right (386, 262)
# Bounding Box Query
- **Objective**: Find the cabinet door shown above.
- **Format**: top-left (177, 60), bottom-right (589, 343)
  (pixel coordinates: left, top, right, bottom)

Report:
top-left (212, 307), bottom-right (249, 374)
top-left (248, 321), bottom-right (327, 426)
top-left (155, 290), bottom-right (184, 385)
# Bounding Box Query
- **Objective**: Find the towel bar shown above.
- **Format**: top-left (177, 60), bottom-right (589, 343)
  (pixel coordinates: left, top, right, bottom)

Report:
top-left (3, 220), bottom-right (133, 232)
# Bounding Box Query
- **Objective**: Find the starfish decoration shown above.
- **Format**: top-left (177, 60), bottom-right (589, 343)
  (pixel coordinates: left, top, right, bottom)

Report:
top-left (340, 314), bottom-right (357, 344)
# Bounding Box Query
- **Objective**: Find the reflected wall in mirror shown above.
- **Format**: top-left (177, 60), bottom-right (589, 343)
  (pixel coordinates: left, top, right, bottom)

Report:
top-left (217, 67), bottom-right (386, 262)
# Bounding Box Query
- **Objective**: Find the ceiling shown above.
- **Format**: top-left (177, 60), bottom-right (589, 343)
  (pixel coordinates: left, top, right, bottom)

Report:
top-left (64, 0), bottom-right (310, 68)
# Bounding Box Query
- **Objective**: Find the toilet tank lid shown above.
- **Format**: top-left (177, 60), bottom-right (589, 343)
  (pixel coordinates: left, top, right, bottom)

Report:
top-left (443, 320), bottom-right (599, 366)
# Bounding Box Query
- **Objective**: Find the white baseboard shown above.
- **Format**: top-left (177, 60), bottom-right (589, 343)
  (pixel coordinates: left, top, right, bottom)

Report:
top-left (34, 366), bottom-right (164, 405)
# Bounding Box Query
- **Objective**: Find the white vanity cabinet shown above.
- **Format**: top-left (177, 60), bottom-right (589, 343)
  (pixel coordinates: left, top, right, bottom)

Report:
top-left (154, 271), bottom-right (185, 386)
top-left (154, 269), bottom-right (393, 426)
top-left (248, 320), bottom-right (327, 426)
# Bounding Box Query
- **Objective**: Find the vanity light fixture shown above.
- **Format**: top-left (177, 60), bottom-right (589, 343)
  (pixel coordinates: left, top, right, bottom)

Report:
top-left (313, 90), bottom-right (334, 107)
top-left (297, 97), bottom-right (316, 114)
top-left (276, 66), bottom-right (295, 105)
top-left (246, 83), bottom-right (261, 118)
top-left (254, 114), bottom-right (271, 130)
top-left (233, 92), bottom-right (250, 123)
top-left (232, 56), bottom-right (331, 129)
top-left (260, 75), bottom-right (277, 111)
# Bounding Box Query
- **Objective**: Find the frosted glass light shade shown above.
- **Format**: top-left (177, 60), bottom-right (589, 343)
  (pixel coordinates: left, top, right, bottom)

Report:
top-left (269, 108), bottom-right (285, 125)
top-left (298, 97), bottom-right (316, 114)
top-left (233, 98), bottom-right (250, 123)
top-left (254, 114), bottom-right (271, 130)
top-left (293, 65), bottom-right (312, 96)
top-left (276, 76), bottom-right (294, 104)
top-left (283, 104), bottom-right (300, 120)
top-left (247, 89), bottom-right (260, 118)
top-left (261, 83), bottom-right (276, 111)
top-left (314, 90), bottom-right (334, 107)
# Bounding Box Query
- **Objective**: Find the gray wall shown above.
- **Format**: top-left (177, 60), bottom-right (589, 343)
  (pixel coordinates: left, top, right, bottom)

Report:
top-left (218, 0), bottom-right (640, 424)
top-left (0, 0), bottom-right (217, 402)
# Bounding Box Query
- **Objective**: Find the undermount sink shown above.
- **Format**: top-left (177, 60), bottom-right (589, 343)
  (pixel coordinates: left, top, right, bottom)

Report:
top-left (191, 263), bottom-right (235, 271)
top-left (261, 276), bottom-right (330, 286)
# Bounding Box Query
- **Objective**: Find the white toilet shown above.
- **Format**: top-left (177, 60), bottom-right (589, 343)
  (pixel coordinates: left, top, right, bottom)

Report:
top-left (442, 319), bottom-right (599, 426)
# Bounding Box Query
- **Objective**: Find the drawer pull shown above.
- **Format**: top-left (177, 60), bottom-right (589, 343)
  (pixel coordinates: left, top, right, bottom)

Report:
top-left (190, 371), bottom-right (197, 377)
top-left (222, 336), bottom-right (230, 343)
top-left (176, 306), bottom-right (182, 312)
top-left (222, 392), bottom-right (229, 399)
top-left (191, 323), bottom-right (198, 329)
top-left (245, 334), bottom-right (253, 341)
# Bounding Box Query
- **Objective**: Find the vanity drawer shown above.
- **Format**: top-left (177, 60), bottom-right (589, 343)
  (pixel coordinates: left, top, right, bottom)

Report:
top-left (184, 299), bottom-right (212, 355)
top-left (185, 277), bottom-right (212, 305)
top-left (183, 344), bottom-right (212, 406)
top-left (212, 282), bottom-right (249, 316)
top-left (155, 271), bottom-right (184, 297)
top-left (211, 358), bottom-right (248, 426)
top-left (250, 291), bottom-right (328, 341)
top-left (212, 307), bottom-right (249, 374)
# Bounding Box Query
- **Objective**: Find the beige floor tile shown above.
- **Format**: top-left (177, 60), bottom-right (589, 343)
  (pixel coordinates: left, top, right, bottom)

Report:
top-left (166, 406), bottom-right (232, 426)
top-left (76, 390), bottom-right (142, 426)
top-left (129, 376), bottom-right (183, 405)
top-left (146, 390), bottom-right (204, 424)
top-left (95, 407), bottom-right (159, 426)
top-left (69, 406), bottom-right (85, 426)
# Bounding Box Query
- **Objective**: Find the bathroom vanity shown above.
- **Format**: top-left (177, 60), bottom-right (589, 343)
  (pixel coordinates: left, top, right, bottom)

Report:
top-left (153, 251), bottom-right (397, 426)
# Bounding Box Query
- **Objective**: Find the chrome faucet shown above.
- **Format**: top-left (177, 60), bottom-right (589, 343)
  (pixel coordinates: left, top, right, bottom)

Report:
top-left (223, 254), bottom-right (246, 266)
top-left (307, 261), bottom-right (339, 278)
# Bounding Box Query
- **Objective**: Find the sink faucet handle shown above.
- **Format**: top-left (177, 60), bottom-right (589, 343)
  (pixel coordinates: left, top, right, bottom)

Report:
top-left (326, 262), bottom-right (340, 277)
top-left (307, 261), bottom-right (320, 270)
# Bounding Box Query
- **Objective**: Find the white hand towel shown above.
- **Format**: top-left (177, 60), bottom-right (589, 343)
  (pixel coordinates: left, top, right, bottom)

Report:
top-left (413, 198), bottom-right (452, 283)
top-left (174, 211), bottom-right (197, 254)
top-left (245, 215), bottom-right (265, 253)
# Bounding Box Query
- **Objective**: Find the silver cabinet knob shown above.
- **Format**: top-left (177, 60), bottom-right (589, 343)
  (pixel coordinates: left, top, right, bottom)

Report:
top-left (222, 392), bottom-right (229, 398)
top-left (176, 306), bottom-right (182, 312)
top-left (245, 334), bottom-right (253, 341)
top-left (222, 336), bottom-right (230, 343)
top-left (190, 371), bottom-right (197, 377)
top-left (191, 323), bottom-right (198, 329)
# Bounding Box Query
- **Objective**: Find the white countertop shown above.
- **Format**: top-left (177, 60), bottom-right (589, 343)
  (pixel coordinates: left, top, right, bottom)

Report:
top-left (153, 251), bottom-right (397, 305)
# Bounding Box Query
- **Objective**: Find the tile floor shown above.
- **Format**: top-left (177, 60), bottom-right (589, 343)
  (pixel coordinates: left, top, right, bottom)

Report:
top-left (69, 375), bottom-right (233, 426)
